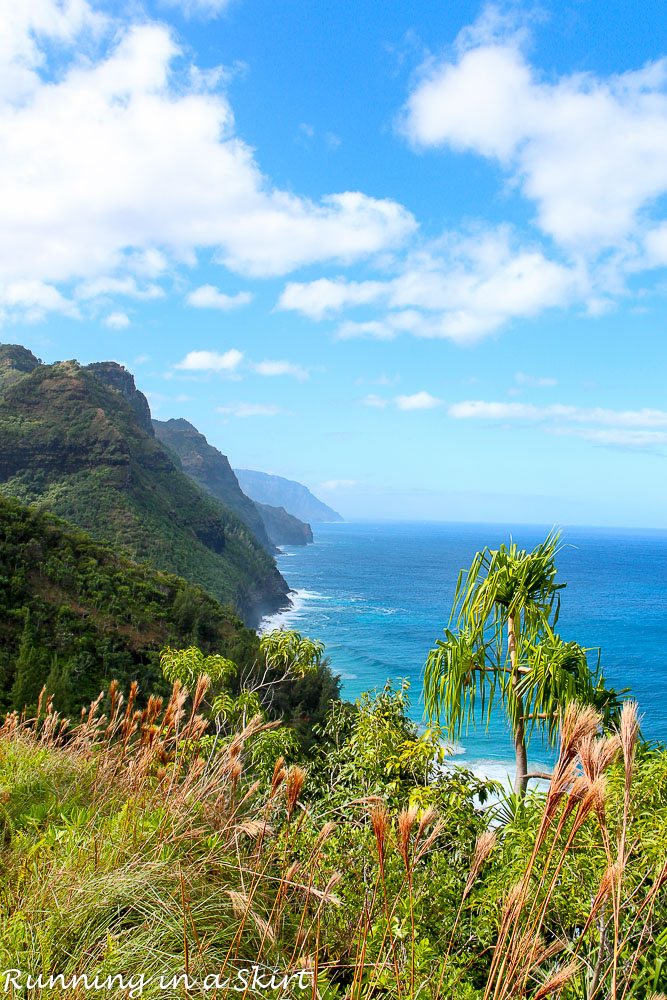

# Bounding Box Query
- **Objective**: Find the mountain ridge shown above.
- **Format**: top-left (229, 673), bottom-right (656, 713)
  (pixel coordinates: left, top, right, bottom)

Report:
top-left (153, 418), bottom-right (314, 549)
top-left (235, 469), bottom-right (343, 524)
top-left (0, 347), bottom-right (289, 626)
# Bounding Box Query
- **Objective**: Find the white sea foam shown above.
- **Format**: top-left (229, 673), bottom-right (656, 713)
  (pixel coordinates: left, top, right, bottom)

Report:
top-left (259, 589), bottom-right (329, 634)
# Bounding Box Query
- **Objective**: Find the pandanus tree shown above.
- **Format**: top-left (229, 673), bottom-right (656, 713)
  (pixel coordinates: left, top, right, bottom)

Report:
top-left (424, 531), bottom-right (622, 796)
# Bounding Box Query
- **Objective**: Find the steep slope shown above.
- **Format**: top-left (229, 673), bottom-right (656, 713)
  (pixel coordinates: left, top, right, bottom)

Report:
top-left (255, 502), bottom-right (314, 546)
top-left (152, 418), bottom-right (273, 551)
top-left (0, 495), bottom-right (260, 715)
top-left (0, 349), bottom-right (289, 625)
top-left (235, 469), bottom-right (343, 523)
top-left (153, 418), bottom-right (314, 548)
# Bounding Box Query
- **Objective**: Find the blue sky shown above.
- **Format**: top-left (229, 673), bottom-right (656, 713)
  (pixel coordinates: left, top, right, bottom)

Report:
top-left (3, 0), bottom-right (667, 527)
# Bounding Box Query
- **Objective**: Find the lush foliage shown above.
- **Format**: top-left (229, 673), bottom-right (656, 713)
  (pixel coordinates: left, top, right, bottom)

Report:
top-left (0, 353), bottom-right (288, 622)
top-left (1, 508), bottom-right (666, 998)
top-left (424, 532), bottom-right (624, 795)
top-left (0, 499), bottom-right (337, 739)
top-left (1, 681), bottom-right (666, 998)
top-left (0, 495), bottom-right (261, 716)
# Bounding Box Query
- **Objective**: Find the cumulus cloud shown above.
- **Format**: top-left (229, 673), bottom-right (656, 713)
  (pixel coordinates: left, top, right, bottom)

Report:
top-left (280, 228), bottom-right (582, 343)
top-left (77, 277), bottom-right (164, 300)
top-left (104, 311), bottom-right (130, 329)
top-left (337, 319), bottom-right (397, 341)
top-left (396, 391), bottom-right (442, 411)
top-left (251, 360), bottom-right (309, 380)
top-left (186, 285), bottom-right (252, 310)
top-left (362, 391), bottom-right (442, 411)
top-left (400, 10), bottom-right (667, 254)
top-left (278, 278), bottom-right (386, 321)
top-left (175, 349), bottom-right (244, 371)
top-left (217, 402), bottom-right (282, 417)
top-left (0, 3), bottom-right (415, 321)
top-left (0, 279), bottom-right (79, 323)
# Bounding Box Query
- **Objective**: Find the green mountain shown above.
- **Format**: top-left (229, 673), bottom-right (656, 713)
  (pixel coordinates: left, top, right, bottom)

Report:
top-left (153, 418), bottom-right (273, 551)
top-left (153, 417), bottom-right (313, 548)
top-left (255, 502), bottom-right (313, 546)
top-left (234, 469), bottom-right (343, 523)
top-left (0, 346), bottom-right (289, 625)
top-left (0, 494), bottom-right (259, 716)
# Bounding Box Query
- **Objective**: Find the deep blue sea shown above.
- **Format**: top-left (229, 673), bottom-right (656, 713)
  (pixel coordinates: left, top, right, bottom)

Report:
top-left (262, 522), bottom-right (667, 782)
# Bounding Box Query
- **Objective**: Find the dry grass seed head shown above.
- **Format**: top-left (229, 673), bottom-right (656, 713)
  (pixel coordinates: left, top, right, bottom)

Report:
top-left (369, 803), bottom-right (390, 859)
top-left (415, 806), bottom-right (437, 844)
top-left (532, 959), bottom-right (580, 999)
top-left (464, 831), bottom-right (497, 896)
top-left (271, 756), bottom-right (287, 796)
top-left (397, 806), bottom-right (418, 867)
top-left (285, 765), bottom-right (306, 816)
top-left (314, 821), bottom-right (338, 852)
top-left (560, 704), bottom-right (601, 762)
top-left (620, 699), bottom-right (639, 776)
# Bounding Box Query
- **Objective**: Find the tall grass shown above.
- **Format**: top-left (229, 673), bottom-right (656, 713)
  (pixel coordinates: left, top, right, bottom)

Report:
top-left (1, 688), bottom-right (665, 998)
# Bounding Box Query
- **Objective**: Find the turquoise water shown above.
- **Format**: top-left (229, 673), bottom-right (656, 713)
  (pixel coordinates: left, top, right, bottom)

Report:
top-left (262, 521), bottom-right (667, 777)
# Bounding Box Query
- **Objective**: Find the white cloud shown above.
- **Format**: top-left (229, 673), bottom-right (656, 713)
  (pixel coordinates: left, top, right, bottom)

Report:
top-left (0, 279), bottom-right (79, 322)
top-left (361, 394), bottom-right (389, 409)
top-left (77, 276), bottom-right (164, 300)
top-left (320, 479), bottom-right (357, 491)
top-left (1, 0), bottom-right (105, 102)
top-left (448, 400), bottom-right (667, 428)
top-left (515, 371), bottom-right (558, 388)
top-left (175, 348), bottom-right (244, 371)
top-left (278, 278), bottom-right (385, 321)
top-left (396, 391), bottom-right (442, 411)
top-left (337, 319), bottom-right (397, 341)
top-left (251, 360), bottom-right (309, 380)
top-left (186, 285), bottom-right (252, 310)
top-left (554, 427), bottom-right (667, 449)
top-left (217, 402), bottom-right (282, 417)
top-left (0, 6), bottom-right (415, 309)
top-left (281, 228), bottom-right (581, 343)
top-left (104, 310), bottom-right (130, 329)
top-left (161, 0), bottom-right (233, 18)
top-left (400, 13), bottom-right (667, 254)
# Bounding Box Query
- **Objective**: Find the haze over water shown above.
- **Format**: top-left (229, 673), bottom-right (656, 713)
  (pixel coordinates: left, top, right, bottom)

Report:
top-left (263, 521), bottom-right (667, 776)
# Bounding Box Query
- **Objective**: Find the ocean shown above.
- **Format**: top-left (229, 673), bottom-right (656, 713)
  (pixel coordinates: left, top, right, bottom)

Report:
top-left (261, 521), bottom-right (667, 783)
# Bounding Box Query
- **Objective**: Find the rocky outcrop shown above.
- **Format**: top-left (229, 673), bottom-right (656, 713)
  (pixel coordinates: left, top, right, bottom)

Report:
top-left (86, 361), bottom-right (154, 436)
top-left (256, 502), bottom-right (314, 546)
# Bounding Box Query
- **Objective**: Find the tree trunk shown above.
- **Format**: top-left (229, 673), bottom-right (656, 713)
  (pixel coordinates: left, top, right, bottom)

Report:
top-left (508, 613), bottom-right (529, 797)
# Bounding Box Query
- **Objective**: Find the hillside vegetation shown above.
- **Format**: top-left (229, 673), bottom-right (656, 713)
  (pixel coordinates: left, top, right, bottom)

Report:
top-left (0, 346), bottom-right (289, 624)
top-left (1, 678), bottom-right (666, 998)
top-left (154, 418), bottom-right (314, 548)
top-left (0, 495), bottom-right (260, 715)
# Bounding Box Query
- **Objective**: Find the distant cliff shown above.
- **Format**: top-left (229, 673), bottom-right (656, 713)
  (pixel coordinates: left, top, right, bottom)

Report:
top-left (154, 419), bottom-right (314, 549)
top-left (256, 502), bottom-right (314, 546)
top-left (0, 346), bottom-right (289, 626)
top-left (235, 469), bottom-right (343, 524)
top-left (153, 418), bottom-right (274, 551)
